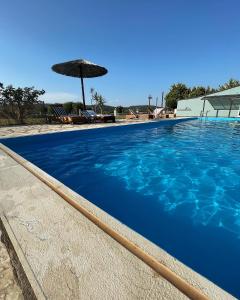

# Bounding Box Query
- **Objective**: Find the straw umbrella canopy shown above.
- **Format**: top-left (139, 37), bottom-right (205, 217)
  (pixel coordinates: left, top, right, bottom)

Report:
top-left (52, 59), bottom-right (108, 110)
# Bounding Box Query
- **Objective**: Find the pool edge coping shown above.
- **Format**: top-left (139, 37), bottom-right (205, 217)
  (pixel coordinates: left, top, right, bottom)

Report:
top-left (0, 117), bottom-right (197, 139)
top-left (0, 141), bottom-right (235, 300)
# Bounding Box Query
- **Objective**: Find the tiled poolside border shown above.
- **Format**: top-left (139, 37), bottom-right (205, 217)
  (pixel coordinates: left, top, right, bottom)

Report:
top-left (0, 118), bottom-right (234, 300)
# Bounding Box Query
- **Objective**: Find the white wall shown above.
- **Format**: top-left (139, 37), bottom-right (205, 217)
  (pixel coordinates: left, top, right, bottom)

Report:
top-left (176, 97), bottom-right (239, 117)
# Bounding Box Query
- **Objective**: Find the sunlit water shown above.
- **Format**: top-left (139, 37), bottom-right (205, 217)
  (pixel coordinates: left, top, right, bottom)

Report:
top-left (2, 118), bottom-right (240, 297)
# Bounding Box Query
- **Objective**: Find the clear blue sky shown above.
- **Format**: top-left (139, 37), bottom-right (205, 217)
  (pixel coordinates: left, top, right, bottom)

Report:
top-left (0, 0), bottom-right (240, 106)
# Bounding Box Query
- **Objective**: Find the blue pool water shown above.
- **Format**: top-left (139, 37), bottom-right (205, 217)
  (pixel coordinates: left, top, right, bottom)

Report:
top-left (1, 118), bottom-right (240, 297)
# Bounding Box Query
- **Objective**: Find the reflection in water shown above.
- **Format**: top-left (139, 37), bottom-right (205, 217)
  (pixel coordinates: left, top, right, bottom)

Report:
top-left (99, 121), bottom-right (240, 237)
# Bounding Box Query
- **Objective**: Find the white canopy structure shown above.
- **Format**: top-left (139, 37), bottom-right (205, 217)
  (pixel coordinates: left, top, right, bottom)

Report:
top-left (202, 86), bottom-right (240, 117)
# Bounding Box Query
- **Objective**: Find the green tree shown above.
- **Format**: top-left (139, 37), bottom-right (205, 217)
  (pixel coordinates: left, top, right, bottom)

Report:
top-left (116, 106), bottom-right (124, 113)
top-left (39, 102), bottom-right (47, 115)
top-left (93, 92), bottom-right (106, 114)
top-left (188, 86), bottom-right (217, 98)
top-left (72, 102), bottom-right (83, 114)
top-left (47, 105), bottom-right (53, 115)
top-left (0, 83), bottom-right (45, 123)
top-left (165, 83), bottom-right (190, 109)
top-left (90, 88), bottom-right (95, 110)
top-left (164, 78), bottom-right (240, 110)
top-left (188, 86), bottom-right (207, 98)
top-left (205, 86), bottom-right (217, 95)
top-left (219, 78), bottom-right (240, 91)
top-left (63, 102), bottom-right (73, 114)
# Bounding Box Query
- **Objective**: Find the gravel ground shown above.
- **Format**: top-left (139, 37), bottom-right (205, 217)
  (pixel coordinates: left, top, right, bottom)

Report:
top-left (0, 234), bottom-right (23, 300)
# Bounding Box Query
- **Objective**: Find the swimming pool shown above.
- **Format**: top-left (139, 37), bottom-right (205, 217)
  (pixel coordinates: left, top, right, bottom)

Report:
top-left (1, 118), bottom-right (240, 297)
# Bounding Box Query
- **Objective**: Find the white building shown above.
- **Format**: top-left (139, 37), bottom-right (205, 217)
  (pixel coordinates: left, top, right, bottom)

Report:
top-left (176, 86), bottom-right (240, 118)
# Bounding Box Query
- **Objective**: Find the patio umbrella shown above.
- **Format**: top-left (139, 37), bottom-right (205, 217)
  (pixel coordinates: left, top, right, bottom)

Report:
top-left (52, 59), bottom-right (108, 110)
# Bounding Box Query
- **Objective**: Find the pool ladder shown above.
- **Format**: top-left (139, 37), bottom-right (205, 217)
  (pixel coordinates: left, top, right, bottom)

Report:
top-left (200, 110), bottom-right (210, 120)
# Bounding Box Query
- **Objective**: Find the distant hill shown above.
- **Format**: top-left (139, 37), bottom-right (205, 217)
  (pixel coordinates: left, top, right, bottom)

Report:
top-left (90, 104), bottom-right (156, 114)
top-left (128, 105), bottom-right (156, 113)
top-left (46, 103), bottom-right (157, 114)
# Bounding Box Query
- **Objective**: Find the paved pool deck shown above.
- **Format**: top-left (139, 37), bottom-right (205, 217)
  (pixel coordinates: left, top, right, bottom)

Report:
top-left (0, 117), bottom-right (192, 138)
top-left (0, 120), bottom-right (236, 299)
top-left (0, 119), bottom-right (147, 138)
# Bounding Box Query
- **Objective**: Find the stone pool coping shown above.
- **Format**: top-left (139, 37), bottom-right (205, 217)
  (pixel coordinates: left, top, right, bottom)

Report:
top-left (0, 140), bottom-right (235, 300)
top-left (0, 117), bottom-right (195, 138)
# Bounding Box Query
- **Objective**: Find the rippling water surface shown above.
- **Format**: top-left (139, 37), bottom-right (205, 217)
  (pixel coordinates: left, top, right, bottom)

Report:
top-left (3, 119), bottom-right (240, 297)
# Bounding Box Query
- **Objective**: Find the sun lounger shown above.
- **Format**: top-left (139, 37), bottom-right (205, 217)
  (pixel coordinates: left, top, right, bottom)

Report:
top-left (153, 107), bottom-right (165, 119)
top-left (82, 110), bottom-right (115, 123)
top-left (129, 109), bottom-right (138, 118)
top-left (50, 106), bottom-right (84, 124)
top-left (81, 110), bottom-right (96, 123)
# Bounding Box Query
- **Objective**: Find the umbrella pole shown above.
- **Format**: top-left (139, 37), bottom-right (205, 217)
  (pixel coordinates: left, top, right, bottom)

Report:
top-left (79, 66), bottom-right (86, 110)
top-left (80, 76), bottom-right (86, 110)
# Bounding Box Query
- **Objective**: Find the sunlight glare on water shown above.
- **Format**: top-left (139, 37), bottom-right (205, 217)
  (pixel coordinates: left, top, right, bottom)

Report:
top-left (100, 121), bottom-right (240, 237)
